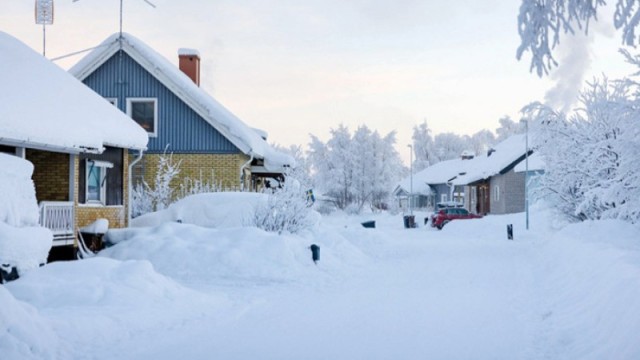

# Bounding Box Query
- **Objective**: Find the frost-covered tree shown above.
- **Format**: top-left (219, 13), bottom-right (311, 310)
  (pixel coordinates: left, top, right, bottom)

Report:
top-left (273, 144), bottom-right (313, 189)
top-left (411, 120), bottom-right (436, 170)
top-left (525, 77), bottom-right (640, 223)
top-left (308, 125), bottom-right (355, 209)
top-left (372, 131), bottom-right (405, 209)
top-left (307, 124), bottom-right (403, 211)
top-left (495, 116), bottom-right (526, 141)
top-left (432, 132), bottom-right (468, 162)
top-left (352, 125), bottom-right (376, 210)
top-left (469, 129), bottom-right (496, 156)
top-left (517, 0), bottom-right (640, 76)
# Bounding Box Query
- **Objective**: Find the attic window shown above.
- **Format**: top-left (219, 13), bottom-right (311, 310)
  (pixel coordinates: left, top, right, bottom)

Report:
top-left (127, 98), bottom-right (157, 137)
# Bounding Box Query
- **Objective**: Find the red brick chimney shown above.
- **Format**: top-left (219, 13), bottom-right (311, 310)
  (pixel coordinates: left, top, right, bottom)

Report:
top-left (178, 48), bottom-right (200, 86)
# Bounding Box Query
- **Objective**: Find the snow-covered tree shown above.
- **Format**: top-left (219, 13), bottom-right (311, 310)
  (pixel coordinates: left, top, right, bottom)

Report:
top-left (525, 77), bottom-right (640, 223)
top-left (469, 129), bottom-right (496, 157)
top-left (432, 132), bottom-right (468, 162)
top-left (495, 116), bottom-right (526, 142)
top-left (517, 0), bottom-right (640, 76)
top-left (372, 131), bottom-right (405, 209)
top-left (273, 144), bottom-right (313, 189)
top-left (352, 125), bottom-right (376, 210)
top-left (307, 124), bottom-right (403, 211)
top-left (411, 120), bottom-right (436, 170)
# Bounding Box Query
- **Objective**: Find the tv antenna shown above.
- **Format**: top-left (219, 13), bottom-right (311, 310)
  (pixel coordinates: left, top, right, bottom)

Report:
top-left (35, 0), bottom-right (54, 57)
top-left (73, 0), bottom-right (156, 41)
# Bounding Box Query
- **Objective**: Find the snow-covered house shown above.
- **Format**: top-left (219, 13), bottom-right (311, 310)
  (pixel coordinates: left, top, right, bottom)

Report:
top-left (453, 134), bottom-right (533, 215)
top-left (393, 155), bottom-right (474, 210)
top-left (0, 31), bottom-right (148, 257)
top-left (69, 33), bottom-right (292, 193)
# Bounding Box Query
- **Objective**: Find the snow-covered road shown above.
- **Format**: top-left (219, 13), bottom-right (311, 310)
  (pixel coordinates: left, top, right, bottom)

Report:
top-left (3, 210), bottom-right (640, 359)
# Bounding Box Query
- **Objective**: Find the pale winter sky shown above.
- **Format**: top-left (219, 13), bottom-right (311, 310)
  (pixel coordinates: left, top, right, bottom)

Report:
top-left (1, 1), bottom-right (636, 163)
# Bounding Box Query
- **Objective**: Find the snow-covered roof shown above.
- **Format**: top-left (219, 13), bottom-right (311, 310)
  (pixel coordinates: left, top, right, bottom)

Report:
top-left (395, 158), bottom-right (472, 195)
top-left (0, 31), bottom-right (148, 153)
top-left (453, 134), bottom-right (529, 185)
top-left (69, 33), bottom-right (293, 170)
top-left (396, 134), bottom-right (533, 193)
top-left (514, 152), bottom-right (545, 172)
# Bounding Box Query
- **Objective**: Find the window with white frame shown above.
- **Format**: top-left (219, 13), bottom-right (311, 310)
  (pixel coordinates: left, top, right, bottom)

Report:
top-left (494, 185), bottom-right (500, 202)
top-left (106, 97), bottom-right (118, 107)
top-left (85, 160), bottom-right (113, 204)
top-left (441, 194), bottom-right (448, 203)
top-left (127, 98), bottom-right (157, 136)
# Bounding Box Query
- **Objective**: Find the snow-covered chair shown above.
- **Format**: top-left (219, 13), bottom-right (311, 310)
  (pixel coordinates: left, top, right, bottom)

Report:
top-left (77, 219), bottom-right (109, 258)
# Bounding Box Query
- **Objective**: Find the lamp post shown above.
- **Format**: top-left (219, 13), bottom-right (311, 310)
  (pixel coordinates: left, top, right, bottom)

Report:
top-left (524, 119), bottom-right (529, 230)
top-left (408, 144), bottom-right (413, 215)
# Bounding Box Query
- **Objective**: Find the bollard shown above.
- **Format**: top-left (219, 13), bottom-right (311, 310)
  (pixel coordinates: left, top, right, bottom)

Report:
top-left (310, 244), bottom-right (320, 264)
top-left (507, 224), bottom-right (513, 240)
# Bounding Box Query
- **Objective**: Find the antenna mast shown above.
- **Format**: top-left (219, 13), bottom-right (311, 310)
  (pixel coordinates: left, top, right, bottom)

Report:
top-left (71, 0), bottom-right (156, 43)
top-left (35, 0), bottom-right (54, 57)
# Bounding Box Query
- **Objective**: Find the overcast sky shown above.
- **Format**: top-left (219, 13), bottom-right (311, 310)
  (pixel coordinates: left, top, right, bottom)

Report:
top-left (1, 1), bottom-right (636, 162)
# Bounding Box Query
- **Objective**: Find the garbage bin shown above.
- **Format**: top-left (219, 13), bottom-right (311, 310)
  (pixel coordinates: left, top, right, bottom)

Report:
top-left (361, 220), bottom-right (376, 228)
top-left (403, 215), bottom-right (416, 228)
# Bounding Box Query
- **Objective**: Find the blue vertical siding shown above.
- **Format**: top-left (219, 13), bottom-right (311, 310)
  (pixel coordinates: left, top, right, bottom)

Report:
top-left (83, 51), bottom-right (239, 154)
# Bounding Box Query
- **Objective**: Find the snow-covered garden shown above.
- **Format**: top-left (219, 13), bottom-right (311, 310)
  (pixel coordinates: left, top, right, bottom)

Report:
top-left (2, 191), bottom-right (640, 360)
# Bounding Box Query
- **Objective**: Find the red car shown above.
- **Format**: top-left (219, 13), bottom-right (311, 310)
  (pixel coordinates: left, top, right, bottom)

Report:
top-left (430, 208), bottom-right (482, 229)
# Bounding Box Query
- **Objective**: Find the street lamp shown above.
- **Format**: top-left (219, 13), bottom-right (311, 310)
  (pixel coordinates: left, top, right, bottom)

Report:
top-left (407, 144), bottom-right (413, 215)
top-left (524, 119), bottom-right (529, 230)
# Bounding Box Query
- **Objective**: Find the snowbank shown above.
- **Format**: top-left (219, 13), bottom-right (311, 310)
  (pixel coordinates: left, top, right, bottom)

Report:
top-left (0, 153), bottom-right (39, 227)
top-left (536, 220), bottom-right (640, 359)
top-left (130, 192), bottom-right (268, 228)
top-left (5, 257), bottom-right (223, 359)
top-left (0, 286), bottom-right (60, 360)
top-left (101, 222), bottom-right (346, 286)
top-left (0, 154), bottom-right (52, 273)
top-left (0, 223), bottom-right (52, 272)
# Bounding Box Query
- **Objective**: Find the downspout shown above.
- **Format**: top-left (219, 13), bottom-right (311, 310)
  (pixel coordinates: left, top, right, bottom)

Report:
top-left (127, 149), bottom-right (144, 224)
top-left (240, 151), bottom-right (253, 192)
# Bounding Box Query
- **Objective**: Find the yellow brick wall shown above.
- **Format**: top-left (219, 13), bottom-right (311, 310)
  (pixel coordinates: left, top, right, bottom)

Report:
top-left (132, 153), bottom-right (250, 200)
top-left (27, 149), bottom-right (70, 202)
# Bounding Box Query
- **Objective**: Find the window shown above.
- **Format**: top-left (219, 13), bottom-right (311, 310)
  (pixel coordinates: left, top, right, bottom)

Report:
top-left (127, 98), bottom-right (157, 136)
top-left (494, 185), bottom-right (500, 202)
top-left (85, 160), bottom-right (113, 204)
top-left (441, 194), bottom-right (448, 203)
top-left (106, 98), bottom-right (118, 107)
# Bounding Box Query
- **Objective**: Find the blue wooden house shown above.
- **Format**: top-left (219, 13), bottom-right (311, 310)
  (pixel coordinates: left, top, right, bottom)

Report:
top-left (70, 33), bottom-right (291, 192)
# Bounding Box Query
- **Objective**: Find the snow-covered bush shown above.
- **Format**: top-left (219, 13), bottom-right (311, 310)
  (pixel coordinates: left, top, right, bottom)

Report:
top-left (253, 175), bottom-right (319, 234)
top-left (177, 170), bottom-right (223, 199)
top-left (132, 149), bottom-right (181, 217)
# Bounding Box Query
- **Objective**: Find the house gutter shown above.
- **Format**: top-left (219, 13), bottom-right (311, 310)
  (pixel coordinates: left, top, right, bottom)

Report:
top-left (127, 149), bottom-right (144, 224)
top-left (240, 151), bottom-right (253, 192)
